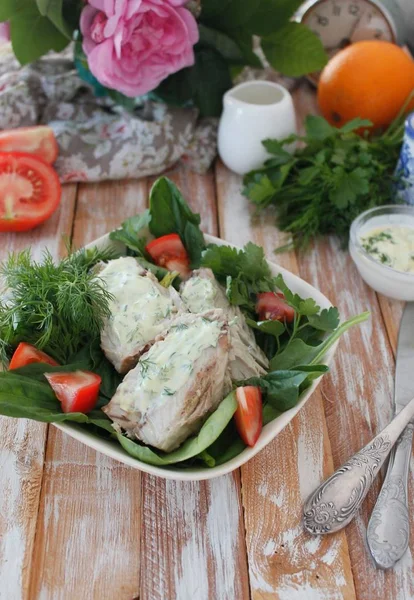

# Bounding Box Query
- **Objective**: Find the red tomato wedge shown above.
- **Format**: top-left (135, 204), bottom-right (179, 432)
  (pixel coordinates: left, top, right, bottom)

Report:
top-left (45, 371), bottom-right (102, 414)
top-left (234, 386), bottom-right (263, 447)
top-left (0, 126), bottom-right (58, 164)
top-left (0, 152), bottom-right (61, 232)
top-left (146, 233), bottom-right (191, 278)
top-left (256, 292), bottom-right (295, 323)
top-left (9, 342), bottom-right (59, 370)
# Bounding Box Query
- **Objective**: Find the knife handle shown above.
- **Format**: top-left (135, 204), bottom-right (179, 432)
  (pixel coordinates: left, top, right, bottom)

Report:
top-left (367, 422), bottom-right (414, 569)
top-left (303, 396), bottom-right (414, 535)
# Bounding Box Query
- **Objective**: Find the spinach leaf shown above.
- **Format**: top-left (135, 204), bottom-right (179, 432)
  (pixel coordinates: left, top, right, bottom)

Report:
top-left (270, 338), bottom-right (320, 370)
top-left (0, 372), bottom-right (113, 432)
top-left (117, 391), bottom-right (237, 466)
top-left (68, 341), bottom-right (122, 400)
top-left (149, 177), bottom-right (205, 266)
top-left (263, 403), bottom-right (281, 425)
top-left (243, 366), bottom-right (328, 412)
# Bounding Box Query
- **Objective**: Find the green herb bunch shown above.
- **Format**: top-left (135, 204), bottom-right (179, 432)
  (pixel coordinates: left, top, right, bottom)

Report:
top-left (242, 115), bottom-right (406, 249)
top-left (0, 246), bottom-right (116, 365)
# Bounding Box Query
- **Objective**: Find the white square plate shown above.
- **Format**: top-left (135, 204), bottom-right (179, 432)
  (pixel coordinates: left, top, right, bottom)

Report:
top-left (55, 232), bottom-right (338, 481)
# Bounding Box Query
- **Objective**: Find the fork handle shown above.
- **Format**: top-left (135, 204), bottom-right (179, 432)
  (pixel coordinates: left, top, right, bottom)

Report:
top-left (303, 396), bottom-right (414, 535)
top-left (367, 423), bottom-right (414, 569)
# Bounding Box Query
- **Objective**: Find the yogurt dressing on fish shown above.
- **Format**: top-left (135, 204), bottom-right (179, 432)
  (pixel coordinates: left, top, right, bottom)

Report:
top-left (118, 318), bottom-right (223, 412)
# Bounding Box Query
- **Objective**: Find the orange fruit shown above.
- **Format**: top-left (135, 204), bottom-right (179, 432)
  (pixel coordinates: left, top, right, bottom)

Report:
top-left (318, 41), bottom-right (414, 130)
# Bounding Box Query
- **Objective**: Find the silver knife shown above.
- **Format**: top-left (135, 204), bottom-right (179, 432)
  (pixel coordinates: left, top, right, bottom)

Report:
top-left (367, 302), bottom-right (414, 569)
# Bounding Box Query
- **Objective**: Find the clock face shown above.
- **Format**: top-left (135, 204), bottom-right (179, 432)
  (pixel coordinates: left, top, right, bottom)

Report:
top-left (301, 0), bottom-right (396, 55)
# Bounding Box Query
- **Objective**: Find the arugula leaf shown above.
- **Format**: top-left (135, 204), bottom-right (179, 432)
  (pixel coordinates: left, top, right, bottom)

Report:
top-left (109, 210), bottom-right (151, 257)
top-left (149, 177), bottom-right (205, 266)
top-left (117, 391), bottom-right (238, 466)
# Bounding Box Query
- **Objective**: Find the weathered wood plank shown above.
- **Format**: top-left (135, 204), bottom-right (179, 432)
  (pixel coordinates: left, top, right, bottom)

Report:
top-left (28, 181), bottom-right (147, 600)
top-left (377, 296), bottom-right (404, 355)
top-left (139, 167), bottom-right (250, 600)
top-left (298, 236), bottom-right (414, 600)
top-left (215, 161), bottom-right (356, 600)
top-left (0, 185), bottom-right (77, 600)
top-left (294, 84), bottom-right (414, 600)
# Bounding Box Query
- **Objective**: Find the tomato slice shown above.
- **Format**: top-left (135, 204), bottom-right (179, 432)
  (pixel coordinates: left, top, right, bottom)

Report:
top-left (234, 386), bottom-right (263, 447)
top-left (146, 233), bottom-right (191, 278)
top-left (0, 126), bottom-right (58, 164)
top-left (9, 342), bottom-right (59, 370)
top-left (256, 292), bottom-right (295, 323)
top-left (0, 152), bottom-right (61, 232)
top-left (45, 370), bottom-right (102, 414)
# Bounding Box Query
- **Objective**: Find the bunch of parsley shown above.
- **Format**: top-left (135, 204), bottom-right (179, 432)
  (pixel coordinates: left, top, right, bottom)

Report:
top-left (242, 115), bottom-right (406, 249)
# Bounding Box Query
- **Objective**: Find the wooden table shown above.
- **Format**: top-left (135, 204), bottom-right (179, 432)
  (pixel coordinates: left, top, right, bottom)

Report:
top-left (0, 85), bottom-right (413, 600)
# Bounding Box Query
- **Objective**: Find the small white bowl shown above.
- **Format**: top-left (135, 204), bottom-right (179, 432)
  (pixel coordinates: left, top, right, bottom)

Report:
top-left (349, 205), bottom-right (414, 301)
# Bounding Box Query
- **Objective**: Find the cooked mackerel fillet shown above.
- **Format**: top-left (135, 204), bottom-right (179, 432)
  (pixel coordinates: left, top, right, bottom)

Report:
top-left (98, 257), bottom-right (183, 374)
top-left (180, 268), bottom-right (268, 379)
top-left (103, 310), bottom-right (232, 452)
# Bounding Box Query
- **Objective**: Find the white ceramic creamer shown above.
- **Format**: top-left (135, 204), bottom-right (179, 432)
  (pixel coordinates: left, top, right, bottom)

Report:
top-left (218, 80), bottom-right (297, 175)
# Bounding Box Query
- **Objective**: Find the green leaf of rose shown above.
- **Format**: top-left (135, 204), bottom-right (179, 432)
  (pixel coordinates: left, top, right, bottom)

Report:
top-left (35, 0), bottom-right (73, 39)
top-left (8, 1), bottom-right (69, 65)
top-left (262, 22), bottom-right (328, 77)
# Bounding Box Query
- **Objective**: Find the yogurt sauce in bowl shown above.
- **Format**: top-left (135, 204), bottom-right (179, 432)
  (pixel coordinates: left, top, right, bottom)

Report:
top-left (349, 205), bottom-right (414, 301)
top-left (360, 225), bottom-right (414, 273)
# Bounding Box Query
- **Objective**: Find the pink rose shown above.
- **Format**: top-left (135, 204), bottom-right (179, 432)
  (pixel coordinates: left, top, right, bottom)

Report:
top-left (80, 0), bottom-right (199, 97)
top-left (0, 22), bottom-right (10, 43)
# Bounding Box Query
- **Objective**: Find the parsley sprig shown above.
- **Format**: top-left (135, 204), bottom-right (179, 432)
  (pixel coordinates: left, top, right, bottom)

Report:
top-left (242, 114), bottom-right (407, 249)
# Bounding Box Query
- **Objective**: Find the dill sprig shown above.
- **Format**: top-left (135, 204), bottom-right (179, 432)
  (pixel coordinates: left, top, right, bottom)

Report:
top-left (0, 246), bottom-right (116, 365)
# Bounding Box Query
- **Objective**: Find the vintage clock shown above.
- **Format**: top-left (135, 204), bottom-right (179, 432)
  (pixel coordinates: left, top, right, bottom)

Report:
top-left (296, 0), bottom-right (398, 84)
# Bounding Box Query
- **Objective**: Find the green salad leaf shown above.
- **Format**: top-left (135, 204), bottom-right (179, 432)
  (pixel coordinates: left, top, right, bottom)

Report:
top-left (241, 366), bottom-right (328, 412)
top-left (149, 177), bottom-right (206, 266)
top-left (109, 177), bottom-right (206, 270)
top-left (0, 371), bottom-right (113, 432)
top-left (117, 391), bottom-right (238, 466)
top-left (109, 210), bottom-right (151, 257)
top-left (201, 241), bottom-right (275, 312)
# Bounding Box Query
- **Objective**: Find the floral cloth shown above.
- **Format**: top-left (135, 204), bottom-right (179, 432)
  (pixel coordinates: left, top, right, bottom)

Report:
top-left (0, 44), bottom-right (217, 182)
